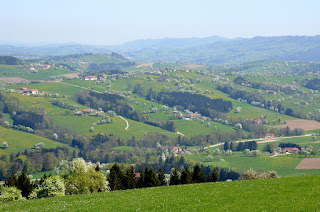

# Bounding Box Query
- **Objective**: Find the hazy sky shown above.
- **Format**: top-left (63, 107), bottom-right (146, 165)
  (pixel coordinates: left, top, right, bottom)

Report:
top-left (1, 0), bottom-right (319, 45)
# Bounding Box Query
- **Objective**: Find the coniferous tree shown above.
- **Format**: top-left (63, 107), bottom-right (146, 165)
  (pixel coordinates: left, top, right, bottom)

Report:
top-left (181, 167), bottom-right (192, 184)
top-left (157, 168), bottom-right (166, 186)
top-left (144, 168), bottom-right (158, 188)
top-left (192, 165), bottom-right (205, 183)
top-left (137, 168), bottom-right (145, 188)
top-left (108, 163), bottom-right (124, 191)
top-left (17, 170), bottom-right (33, 198)
top-left (169, 168), bottom-right (180, 185)
top-left (124, 166), bottom-right (136, 189)
top-left (5, 175), bottom-right (18, 187)
top-left (207, 167), bottom-right (219, 182)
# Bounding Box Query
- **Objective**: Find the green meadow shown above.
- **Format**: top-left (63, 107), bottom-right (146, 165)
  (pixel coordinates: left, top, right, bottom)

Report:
top-left (3, 176), bottom-right (320, 211)
top-left (0, 126), bottom-right (66, 156)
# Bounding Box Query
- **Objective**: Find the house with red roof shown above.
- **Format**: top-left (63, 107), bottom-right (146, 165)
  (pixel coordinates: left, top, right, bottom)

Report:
top-left (282, 85), bottom-right (295, 89)
top-left (282, 147), bottom-right (300, 153)
top-left (264, 134), bottom-right (275, 139)
top-left (84, 75), bottom-right (98, 80)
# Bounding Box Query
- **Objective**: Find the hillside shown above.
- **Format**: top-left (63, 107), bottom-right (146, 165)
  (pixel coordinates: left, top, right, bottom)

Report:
top-left (125, 36), bottom-right (320, 65)
top-left (3, 175), bottom-right (320, 211)
top-left (2, 36), bottom-right (320, 66)
top-left (0, 126), bottom-right (67, 155)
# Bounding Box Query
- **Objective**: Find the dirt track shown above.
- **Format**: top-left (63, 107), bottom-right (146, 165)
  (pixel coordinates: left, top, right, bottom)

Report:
top-left (257, 139), bottom-right (280, 144)
top-left (274, 120), bottom-right (320, 131)
top-left (296, 158), bottom-right (320, 169)
top-left (63, 73), bottom-right (80, 79)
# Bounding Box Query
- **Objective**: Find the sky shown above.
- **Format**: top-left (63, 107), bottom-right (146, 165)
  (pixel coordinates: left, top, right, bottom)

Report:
top-left (1, 0), bottom-right (320, 45)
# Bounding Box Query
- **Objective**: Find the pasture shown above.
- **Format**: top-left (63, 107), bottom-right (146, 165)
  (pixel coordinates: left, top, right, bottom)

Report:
top-left (3, 176), bottom-right (320, 211)
top-left (0, 126), bottom-right (66, 155)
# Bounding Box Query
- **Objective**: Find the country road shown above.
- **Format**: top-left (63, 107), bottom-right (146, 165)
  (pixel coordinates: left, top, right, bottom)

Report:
top-left (206, 133), bottom-right (313, 149)
top-left (119, 116), bottom-right (129, 130)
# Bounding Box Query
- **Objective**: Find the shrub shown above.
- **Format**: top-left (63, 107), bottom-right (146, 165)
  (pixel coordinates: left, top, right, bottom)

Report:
top-left (0, 186), bottom-right (24, 202)
top-left (242, 169), bottom-right (279, 180)
top-left (65, 168), bottom-right (109, 195)
top-left (29, 176), bottom-right (65, 199)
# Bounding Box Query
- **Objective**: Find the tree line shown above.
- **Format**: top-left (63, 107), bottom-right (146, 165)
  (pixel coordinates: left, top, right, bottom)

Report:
top-left (0, 56), bottom-right (23, 65)
top-left (74, 90), bottom-right (176, 132)
top-left (223, 141), bottom-right (257, 151)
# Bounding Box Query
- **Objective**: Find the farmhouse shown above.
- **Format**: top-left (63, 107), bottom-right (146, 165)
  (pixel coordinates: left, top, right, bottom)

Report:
top-left (282, 147), bottom-right (300, 153)
top-left (266, 90), bottom-right (276, 94)
top-left (247, 118), bottom-right (264, 125)
top-left (282, 85), bottom-right (295, 89)
top-left (170, 147), bottom-right (182, 153)
top-left (181, 113), bottom-right (196, 120)
top-left (20, 88), bottom-right (39, 95)
top-left (82, 109), bottom-right (95, 114)
top-left (30, 89), bottom-right (39, 94)
top-left (264, 134), bottom-right (275, 139)
top-left (84, 75), bottom-right (98, 80)
top-left (39, 64), bottom-right (51, 69)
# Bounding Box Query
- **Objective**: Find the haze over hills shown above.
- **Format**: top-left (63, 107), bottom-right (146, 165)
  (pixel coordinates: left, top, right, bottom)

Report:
top-left (1, 35), bottom-right (320, 65)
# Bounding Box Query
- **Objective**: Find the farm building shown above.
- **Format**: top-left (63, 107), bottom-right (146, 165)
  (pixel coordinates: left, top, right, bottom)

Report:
top-left (247, 118), bottom-right (264, 125)
top-left (282, 147), bottom-right (300, 153)
top-left (30, 89), bottom-right (39, 94)
top-left (266, 90), bottom-right (276, 94)
top-left (20, 88), bottom-right (39, 95)
top-left (181, 113), bottom-right (196, 120)
top-left (282, 85), bottom-right (295, 89)
top-left (170, 147), bottom-right (182, 153)
top-left (84, 75), bottom-right (98, 80)
top-left (264, 134), bottom-right (275, 139)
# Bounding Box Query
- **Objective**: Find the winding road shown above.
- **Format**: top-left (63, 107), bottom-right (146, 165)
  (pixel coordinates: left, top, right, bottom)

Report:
top-left (119, 116), bottom-right (129, 130)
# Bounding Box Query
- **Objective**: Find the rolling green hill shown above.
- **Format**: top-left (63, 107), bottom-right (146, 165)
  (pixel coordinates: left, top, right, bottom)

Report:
top-left (2, 175), bottom-right (320, 211)
top-left (0, 126), bottom-right (67, 155)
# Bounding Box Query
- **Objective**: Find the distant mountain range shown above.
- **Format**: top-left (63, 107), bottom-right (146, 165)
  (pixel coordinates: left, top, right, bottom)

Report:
top-left (1, 35), bottom-right (320, 65)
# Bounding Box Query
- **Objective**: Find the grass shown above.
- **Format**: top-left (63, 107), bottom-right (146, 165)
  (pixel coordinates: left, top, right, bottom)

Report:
top-left (0, 65), bottom-right (72, 80)
top-left (0, 126), bottom-right (67, 156)
top-left (258, 136), bottom-right (320, 152)
top-left (173, 120), bottom-right (235, 136)
top-left (90, 116), bottom-right (177, 139)
top-left (2, 176), bottom-right (320, 211)
top-left (185, 150), bottom-right (320, 177)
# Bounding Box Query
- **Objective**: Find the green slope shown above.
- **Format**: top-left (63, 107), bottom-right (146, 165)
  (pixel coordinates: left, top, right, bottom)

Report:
top-left (3, 176), bottom-right (320, 211)
top-left (0, 126), bottom-right (67, 155)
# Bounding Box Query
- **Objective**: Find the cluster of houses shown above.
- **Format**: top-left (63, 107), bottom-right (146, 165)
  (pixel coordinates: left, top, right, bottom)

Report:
top-left (266, 90), bottom-right (277, 94)
top-left (27, 64), bottom-right (51, 71)
top-left (172, 111), bottom-right (198, 120)
top-left (75, 109), bottom-right (97, 116)
top-left (282, 84), bottom-right (295, 89)
top-left (247, 118), bottom-right (266, 125)
top-left (20, 87), bottom-right (39, 95)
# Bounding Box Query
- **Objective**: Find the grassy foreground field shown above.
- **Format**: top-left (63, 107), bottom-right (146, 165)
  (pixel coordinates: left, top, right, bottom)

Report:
top-left (3, 176), bottom-right (320, 211)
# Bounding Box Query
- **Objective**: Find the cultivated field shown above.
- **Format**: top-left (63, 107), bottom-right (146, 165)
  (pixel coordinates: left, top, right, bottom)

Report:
top-left (296, 158), bottom-right (320, 169)
top-left (0, 77), bottom-right (29, 84)
top-left (274, 120), bottom-right (320, 131)
top-left (62, 72), bottom-right (80, 79)
top-left (185, 64), bottom-right (206, 69)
